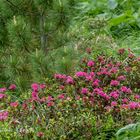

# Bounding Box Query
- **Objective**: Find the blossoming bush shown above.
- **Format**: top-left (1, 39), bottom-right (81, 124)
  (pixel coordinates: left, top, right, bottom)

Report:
top-left (0, 49), bottom-right (140, 139)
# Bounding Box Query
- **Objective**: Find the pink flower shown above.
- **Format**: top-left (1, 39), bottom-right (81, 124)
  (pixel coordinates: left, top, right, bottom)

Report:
top-left (0, 88), bottom-right (6, 93)
top-left (127, 88), bottom-right (132, 93)
top-left (87, 60), bottom-right (94, 67)
top-left (82, 96), bottom-right (88, 102)
top-left (97, 72), bottom-right (102, 76)
top-left (37, 132), bottom-right (44, 138)
top-left (86, 47), bottom-right (92, 54)
top-left (110, 80), bottom-right (120, 86)
top-left (121, 104), bottom-right (128, 109)
top-left (54, 74), bottom-right (66, 80)
top-left (107, 63), bottom-right (113, 68)
top-left (22, 103), bottom-right (27, 110)
top-left (93, 88), bottom-right (102, 93)
top-left (128, 53), bottom-right (134, 58)
top-left (81, 88), bottom-right (88, 94)
top-left (134, 95), bottom-right (140, 100)
top-left (40, 97), bottom-right (46, 102)
top-left (66, 76), bottom-right (74, 84)
top-left (40, 84), bottom-right (46, 89)
top-left (117, 75), bottom-right (126, 81)
top-left (99, 68), bottom-right (110, 75)
top-left (10, 101), bottom-right (19, 108)
top-left (118, 48), bottom-right (125, 54)
top-left (75, 71), bottom-right (87, 77)
top-left (66, 97), bottom-right (71, 101)
top-left (110, 67), bottom-right (118, 74)
top-left (47, 96), bottom-right (54, 101)
top-left (105, 95), bottom-right (111, 100)
top-left (92, 79), bottom-right (100, 87)
top-left (32, 91), bottom-right (39, 101)
top-left (61, 74), bottom-right (67, 79)
top-left (54, 74), bottom-right (61, 79)
top-left (47, 101), bottom-right (54, 107)
top-left (110, 91), bottom-right (119, 99)
top-left (89, 97), bottom-right (94, 102)
top-left (116, 62), bottom-right (122, 67)
top-left (105, 106), bottom-right (112, 112)
top-left (98, 91), bottom-right (110, 100)
top-left (0, 93), bottom-right (6, 99)
top-left (0, 111), bottom-right (8, 121)
top-left (85, 75), bottom-right (93, 81)
top-left (59, 85), bottom-right (65, 90)
top-left (58, 94), bottom-right (65, 99)
top-left (9, 84), bottom-right (16, 90)
top-left (31, 83), bottom-right (39, 91)
top-left (92, 81), bottom-right (99, 87)
top-left (98, 56), bottom-right (104, 62)
top-left (75, 96), bottom-right (80, 100)
top-left (120, 86), bottom-right (132, 93)
top-left (125, 67), bottom-right (132, 72)
top-left (129, 102), bottom-right (138, 109)
top-left (90, 72), bottom-right (95, 77)
top-left (122, 98), bottom-right (128, 103)
top-left (111, 101), bottom-right (117, 107)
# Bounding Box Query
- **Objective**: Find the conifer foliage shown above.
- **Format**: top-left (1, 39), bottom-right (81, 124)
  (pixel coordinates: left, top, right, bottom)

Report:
top-left (0, 0), bottom-right (78, 88)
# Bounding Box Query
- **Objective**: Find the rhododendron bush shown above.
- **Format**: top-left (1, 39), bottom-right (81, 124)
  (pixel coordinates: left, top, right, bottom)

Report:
top-left (0, 49), bottom-right (140, 139)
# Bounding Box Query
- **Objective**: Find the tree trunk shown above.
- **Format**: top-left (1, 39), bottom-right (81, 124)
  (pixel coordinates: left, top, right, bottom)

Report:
top-left (40, 10), bottom-right (47, 50)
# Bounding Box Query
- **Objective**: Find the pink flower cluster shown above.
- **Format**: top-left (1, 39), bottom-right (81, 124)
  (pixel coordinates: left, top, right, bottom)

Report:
top-left (121, 102), bottom-right (140, 110)
top-left (0, 111), bottom-right (8, 121)
top-left (31, 83), bottom-right (46, 101)
top-left (31, 83), bottom-right (46, 91)
top-left (31, 55), bottom-right (140, 112)
top-left (54, 74), bottom-right (74, 84)
top-left (0, 84), bottom-right (16, 100)
top-left (94, 88), bottom-right (110, 100)
top-left (81, 88), bottom-right (88, 94)
top-left (129, 102), bottom-right (140, 109)
top-left (87, 60), bottom-right (95, 67)
top-left (0, 50), bottom-right (139, 125)
top-left (92, 79), bottom-right (100, 87)
top-left (75, 72), bottom-right (87, 77)
top-left (110, 80), bottom-right (120, 86)
top-left (0, 87), bottom-right (6, 92)
top-left (0, 93), bottom-right (6, 99)
top-left (66, 76), bottom-right (74, 84)
top-left (10, 101), bottom-right (19, 108)
top-left (54, 74), bottom-right (67, 79)
top-left (53, 55), bottom-right (140, 112)
top-left (120, 86), bottom-right (132, 93)
top-left (9, 84), bottom-right (16, 90)
top-left (110, 91), bottom-right (119, 99)
top-left (117, 75), bottom-right (126, 81)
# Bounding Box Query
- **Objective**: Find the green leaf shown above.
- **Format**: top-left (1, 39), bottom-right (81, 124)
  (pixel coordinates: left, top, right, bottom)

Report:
top-left (116, 123), bottom-right (140, 140)
top-left (109, 11), bottom-right (134, 27)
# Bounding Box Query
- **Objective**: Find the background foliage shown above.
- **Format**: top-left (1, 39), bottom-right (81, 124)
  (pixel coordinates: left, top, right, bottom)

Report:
top-left (0, 0), bottom-right (140, 88)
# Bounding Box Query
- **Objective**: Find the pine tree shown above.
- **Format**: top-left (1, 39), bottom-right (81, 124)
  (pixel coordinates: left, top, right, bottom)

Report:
top-left (0, 0), bottom-right (79, 89)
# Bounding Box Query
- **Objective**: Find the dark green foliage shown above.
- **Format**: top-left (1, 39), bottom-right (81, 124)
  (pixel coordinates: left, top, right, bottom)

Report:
top-left (0, 0), bottom-right (79, 89)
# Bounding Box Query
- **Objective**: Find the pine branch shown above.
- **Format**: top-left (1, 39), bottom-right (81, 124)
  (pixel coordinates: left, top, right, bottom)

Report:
top-left (4, 0), bottom-right (39, 16)
top-left (5, 0), bottom-right (18, 9)
top-left (16, 31), bottom-right (31, 53)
